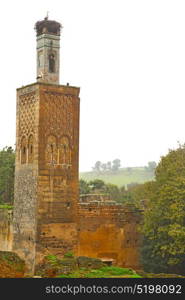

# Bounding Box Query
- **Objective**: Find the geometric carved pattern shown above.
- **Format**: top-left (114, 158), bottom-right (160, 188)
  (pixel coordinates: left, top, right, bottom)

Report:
top-left (42, 92), bottom-right (73, 144)
top-left (19, 92), bottom-right (36, 137)
top-left (18, 92), bottom-right (37, 164)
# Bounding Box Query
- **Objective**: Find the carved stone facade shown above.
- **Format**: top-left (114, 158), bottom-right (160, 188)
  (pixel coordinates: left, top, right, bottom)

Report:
top-left (13, 83), bottom-right (80, 272)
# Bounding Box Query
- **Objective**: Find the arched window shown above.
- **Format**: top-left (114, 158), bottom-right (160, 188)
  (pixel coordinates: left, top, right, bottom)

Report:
top-left (49, 53), bottom-right (55, 73)
top-left (28, 135), bottom-right (34, 163)
top-left (59, 136), bottom-right (71, 166)
top-left (20, 136), bottom-right (27, 164)
top-left (45, 135), bottom-right (57, 165)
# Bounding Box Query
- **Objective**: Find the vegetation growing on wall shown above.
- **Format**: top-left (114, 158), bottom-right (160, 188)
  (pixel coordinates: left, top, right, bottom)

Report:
top-left (0, 147), bottom-right (15, 205)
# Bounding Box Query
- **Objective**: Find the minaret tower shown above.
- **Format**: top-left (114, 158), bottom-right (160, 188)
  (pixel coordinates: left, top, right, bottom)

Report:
top-left (13, 17), bottom-right (80, 274)
top-left (36, 16), bottom-right (61, 84)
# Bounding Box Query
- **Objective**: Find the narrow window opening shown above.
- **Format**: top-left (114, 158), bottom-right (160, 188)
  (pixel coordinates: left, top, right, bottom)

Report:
top-left (66, 202), bottom-right (70, 208)
top-left (49, 54), bottom-right (55, 73)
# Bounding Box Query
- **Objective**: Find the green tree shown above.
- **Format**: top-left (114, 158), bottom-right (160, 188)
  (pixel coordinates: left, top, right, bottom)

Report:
top-left (79, 179), bottom-right (90, 195)
top-left (0, 146), bottom-right (15, 204)
top-left (147, 161), bottom-right (157, 172)
top-left (92, 161), bottom-right (102, 172)
top-left (104, 183), bottom-right (121, 201)
top-left (106, 161), bottom-right (112, 171)
top-left (128, 181), bottom-right (156, 208)
top-left (101, 163), bottom-right (107, 172)
top-left (89, 179), bottom-right (106, 192)
top-left (127, 182), bottom-right (139, 190)
top-left (112, 159), bottom-right (121, 172)
top-left (141, 144), bottom-right (185, 274)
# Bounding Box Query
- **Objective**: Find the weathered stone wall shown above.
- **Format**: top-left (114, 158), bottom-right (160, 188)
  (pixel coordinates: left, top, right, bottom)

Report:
top-left (0, 209), bottom-right (13, 251)
top-left (35, 84), bottom-right (80, 265)
top-left (77, 203), bottom-right (142, 269)
top-left (13, 166), bottom-right (38, 273)
top-left (13, 83), bottom-right (80, 273)
top-left (0, 202), bottom-right (142, 271)
top-left (80, 194), bottom-right (111, 203)
top-left (13, 84), bottom-right (39, 273)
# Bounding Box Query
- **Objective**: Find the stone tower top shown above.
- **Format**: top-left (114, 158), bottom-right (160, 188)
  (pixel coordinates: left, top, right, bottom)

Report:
top-left (35, 17), bottom-right (61, 36)
top-left (35, 17), bottom-right (62, 84)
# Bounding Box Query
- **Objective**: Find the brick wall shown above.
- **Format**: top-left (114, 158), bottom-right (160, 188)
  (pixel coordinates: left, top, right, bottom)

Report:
top-left (77, 202), bottom-right (142, 269)
top-left (0, 202), bottom-right (143, 270)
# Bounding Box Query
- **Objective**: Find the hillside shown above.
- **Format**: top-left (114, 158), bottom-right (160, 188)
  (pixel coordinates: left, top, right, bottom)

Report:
top-left (80, 167), bottom-right (155, 187)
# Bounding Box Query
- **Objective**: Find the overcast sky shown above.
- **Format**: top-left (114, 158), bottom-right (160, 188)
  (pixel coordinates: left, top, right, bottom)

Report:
top-left (0, 0), bottom-right (185, 171)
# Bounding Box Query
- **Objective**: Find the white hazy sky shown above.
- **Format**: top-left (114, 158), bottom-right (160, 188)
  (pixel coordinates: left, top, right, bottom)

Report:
top-left (0, 0), bottom-right (185, 171)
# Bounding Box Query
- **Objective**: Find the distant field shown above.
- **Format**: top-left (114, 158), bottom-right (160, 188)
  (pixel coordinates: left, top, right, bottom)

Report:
top-left (80, 167), bottom-right (155, 187)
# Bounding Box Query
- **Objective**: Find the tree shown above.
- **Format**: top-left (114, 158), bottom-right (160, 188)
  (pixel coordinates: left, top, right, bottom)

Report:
top-left (127, 181), bottom-right (156, 208)
top-left (0, 147), bottom-right (15, 204)
top-left (106, 161), bottom-right (112, 171)
top-left (89, 179), bottom-right (106, 192)
top-left (127, 182), bottom-right (139, 190)
top-left (79, 179), bottom-right (90, 195)
top-left (141, 144), bottom-right (185, 274)
top-left (92, 161), bottom-right (102, 172)
top-left (101, 163), bottom-right (107, 172)
top-left (112, 159), bottom-right (121, 172)
top-left (147, 161), bottom-right (157, 171)
top-left (104, 183), bottom-right (121, 201)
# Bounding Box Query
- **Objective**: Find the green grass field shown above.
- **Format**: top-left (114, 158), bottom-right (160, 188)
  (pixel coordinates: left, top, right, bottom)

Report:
top-left (80, 167), bottom-right (155, 187)
top-left (57, 266), bottom-right (142, 278)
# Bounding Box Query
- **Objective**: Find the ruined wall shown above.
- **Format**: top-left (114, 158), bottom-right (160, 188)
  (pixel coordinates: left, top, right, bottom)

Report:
top-left (13, 84), bottom-right (39, 273)
top-left (0, 202), bottom-right (143, 271)
top-left (0, 209), bottom-right (13, 251)
top-left (77, 203), bottom-right (142, 269)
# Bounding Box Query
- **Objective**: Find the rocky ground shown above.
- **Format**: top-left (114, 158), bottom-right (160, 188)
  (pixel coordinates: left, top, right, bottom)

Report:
top-left (35, 254), bottom-right (140, 278)
top-left (0, 251), bottom-right (25, 278)
top-left (0, 251), bottom-right (184, 278)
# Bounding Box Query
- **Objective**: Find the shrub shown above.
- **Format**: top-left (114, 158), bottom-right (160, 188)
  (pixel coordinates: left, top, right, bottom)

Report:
top-left (64, 252), bottom-right (74, 258)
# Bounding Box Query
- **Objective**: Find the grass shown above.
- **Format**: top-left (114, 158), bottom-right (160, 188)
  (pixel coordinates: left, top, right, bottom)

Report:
top-left (57, 266), bottom-right (142, 278)
top-left (64, 252), bottom-right (74, 258)
top-left (0, 204), bottom-right (13, 209)
top-left (45, 254), bottom-right (58, 265)
top-left (80, 167), bottom-right (154, 187)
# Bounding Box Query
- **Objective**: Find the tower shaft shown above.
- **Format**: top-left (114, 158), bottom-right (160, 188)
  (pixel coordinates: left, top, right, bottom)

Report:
top-left (13, 18), bottom-right (80, 273)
